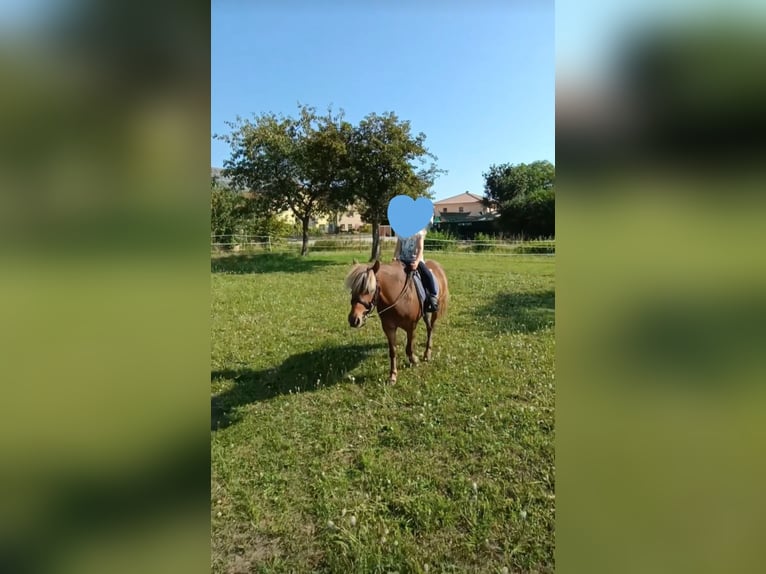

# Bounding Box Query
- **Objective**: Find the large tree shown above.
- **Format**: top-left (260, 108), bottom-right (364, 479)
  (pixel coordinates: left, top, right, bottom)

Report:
top-left (483, 160), bottom-right (555, 205)
top-left (216, 104), bottom-right (350, 255)
top-left (482, 160), bottom-right (555, 237)
top-left (345, 112), bottom-right (443, 261)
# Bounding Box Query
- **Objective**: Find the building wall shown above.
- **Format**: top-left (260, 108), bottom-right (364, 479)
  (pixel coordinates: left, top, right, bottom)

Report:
top-left (335, 207), bottom-right (365, 232)
top-left (434, 199), bottom-right (489, 216)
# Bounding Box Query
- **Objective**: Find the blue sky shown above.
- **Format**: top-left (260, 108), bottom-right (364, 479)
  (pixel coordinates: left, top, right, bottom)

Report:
top-left (211, 0), bottom-right (554, 201)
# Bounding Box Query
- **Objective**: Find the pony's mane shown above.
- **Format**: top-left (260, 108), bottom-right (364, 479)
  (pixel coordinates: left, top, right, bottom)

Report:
top-left (344, 264), bottom-right (377, 296)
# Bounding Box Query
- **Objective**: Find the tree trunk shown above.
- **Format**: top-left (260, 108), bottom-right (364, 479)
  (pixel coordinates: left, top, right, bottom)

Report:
top-left (301, 216), bottom-right (310, 256)
top-left (369, 220), bottom-right (381, 262)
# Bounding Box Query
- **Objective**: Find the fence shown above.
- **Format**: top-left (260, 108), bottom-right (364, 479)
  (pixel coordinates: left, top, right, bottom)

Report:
top-left (211, 234), bottom-right (555, 255)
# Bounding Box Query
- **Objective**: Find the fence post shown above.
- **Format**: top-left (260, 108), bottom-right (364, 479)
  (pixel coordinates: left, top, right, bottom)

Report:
top-left (267, 236), bottom-right (272, 252)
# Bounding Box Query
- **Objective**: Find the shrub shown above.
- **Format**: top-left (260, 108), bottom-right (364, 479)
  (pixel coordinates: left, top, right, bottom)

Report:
top-left (424, 229), bottom-right (456, 251)
top-left (514, 241), bottom-right (555, 254)
top-left (500, 187), bottom-right (555, 239)
top-left (471, 232), bottom-right (496, 252)
top-left (312, 238), bottom-right (364, 251)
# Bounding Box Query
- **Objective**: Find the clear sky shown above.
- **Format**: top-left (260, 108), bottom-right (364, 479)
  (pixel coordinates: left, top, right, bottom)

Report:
top-left (211, 0), bottom-right (554, 201)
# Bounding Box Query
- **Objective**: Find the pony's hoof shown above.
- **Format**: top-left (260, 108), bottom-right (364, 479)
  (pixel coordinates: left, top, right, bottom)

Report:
top-left (387, 376), bottom-right (397, 385)
top-left (409, 356), bottom-right (419, 367)
top-left (423, 352), bottom-right (432, 362)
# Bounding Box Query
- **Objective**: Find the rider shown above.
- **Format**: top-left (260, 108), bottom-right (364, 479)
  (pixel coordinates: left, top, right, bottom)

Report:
top-left (392, 215), bottom-right (439, 313)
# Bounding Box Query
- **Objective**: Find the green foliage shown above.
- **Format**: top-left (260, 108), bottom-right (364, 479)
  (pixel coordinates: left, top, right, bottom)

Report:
top-left (514, 241), bottom-right (555, 254)
top-left (345, 111), bottom-right (444, 260)
top-left (471, 232), bottom-right (497, 252)
top-left (210, 185), bottom-right (245, 245)
top-left (482, 160), bottom-right (555, 239)
top-left (215, 104), bottom-right (351, 255)
top-left (244, 213), bottom-right (292, 239)
top-left (311, 238), bottom-right (365, 251)
top-left (216, 105), bottom-right (445, 259)
top-left (502, 187), bottom-right (555, 239)
top-left (423, 229), bottom-right (456, 251)
top-left (482, 160), bottom-right (554, 205)
top-left (211, 251), bottom-right (554, 573)
top-left (211, 181), bottom-right (291, 247)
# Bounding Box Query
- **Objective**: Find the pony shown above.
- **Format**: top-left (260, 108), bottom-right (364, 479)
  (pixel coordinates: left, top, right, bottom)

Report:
top-left (345, 259), bottom-right (449, 384)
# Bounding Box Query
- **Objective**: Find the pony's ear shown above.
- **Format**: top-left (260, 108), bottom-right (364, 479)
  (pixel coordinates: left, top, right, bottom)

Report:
top-left (352, 258), bottom-right (358, 265)
top-left (372, 260), bottom-right (380, 273)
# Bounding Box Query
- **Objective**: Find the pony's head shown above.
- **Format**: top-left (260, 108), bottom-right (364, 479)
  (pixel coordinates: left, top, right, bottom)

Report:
top-left (344, 259), bottom-right (380, 328)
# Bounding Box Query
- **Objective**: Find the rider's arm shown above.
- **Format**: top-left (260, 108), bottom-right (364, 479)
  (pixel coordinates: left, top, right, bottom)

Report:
top-left (413, 233), bottom-right (425, 265)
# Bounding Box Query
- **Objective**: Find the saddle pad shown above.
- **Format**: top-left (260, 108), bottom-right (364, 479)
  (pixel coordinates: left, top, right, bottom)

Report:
top-left (412, 271), bottom-right (426, 311)
top-left (412, 268), bottom-right (439, 314)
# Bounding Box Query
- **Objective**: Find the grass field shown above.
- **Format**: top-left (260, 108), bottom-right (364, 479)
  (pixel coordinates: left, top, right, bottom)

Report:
top-left (211, 249), bottom-right (555, 573)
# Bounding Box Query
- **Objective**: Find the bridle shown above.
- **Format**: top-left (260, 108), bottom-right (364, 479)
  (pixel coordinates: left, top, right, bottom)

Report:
top-left (352, 284), bottom-right (381, 320)
top-left (352, 266), bottom-right (413, 325)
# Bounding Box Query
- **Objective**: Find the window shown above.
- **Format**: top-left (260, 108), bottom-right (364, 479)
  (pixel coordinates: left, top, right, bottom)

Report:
top-left (442, 207), bottom-right (448, 213)
top-left (347, 211), bottom-right (354, 217)
top-left (459, 206), bottom-right (464, 213)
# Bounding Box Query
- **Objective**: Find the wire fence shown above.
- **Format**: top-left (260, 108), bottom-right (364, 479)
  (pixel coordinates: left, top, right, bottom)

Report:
top-left (211, 234), bottom-right (555, 256)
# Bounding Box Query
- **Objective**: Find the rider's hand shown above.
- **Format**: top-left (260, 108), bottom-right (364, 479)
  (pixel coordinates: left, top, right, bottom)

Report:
top-left (409, 261), bottom-right (418, 271)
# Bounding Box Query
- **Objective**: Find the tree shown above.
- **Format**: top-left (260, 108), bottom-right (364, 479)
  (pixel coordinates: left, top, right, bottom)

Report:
top-left (502, 187), bottom-right (555, 238)
top-left (482, 160), bottom-right (555, 238)
top-left (483, 160), bottom-right (555, 205)
top-left (210, 179), bottom-right (291, 248)
top-left (345, 112), bottom-right (443, 261)
top-left (210, 180), bottom-right (244, 248)
top-left (216, 104), bottom-right (350, 256)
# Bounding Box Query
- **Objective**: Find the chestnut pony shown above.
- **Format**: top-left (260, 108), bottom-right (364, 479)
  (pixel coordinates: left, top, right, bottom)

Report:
top-left (345, 259), bottom-right (449, 384)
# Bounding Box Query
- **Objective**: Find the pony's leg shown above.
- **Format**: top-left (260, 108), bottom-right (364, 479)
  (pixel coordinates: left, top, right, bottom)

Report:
top-left (405, 325), bottom-right (419, 367)
top-left (423, 314), bottom-right (436, 362)
top-left (383, 324), bottom-right (398, 384)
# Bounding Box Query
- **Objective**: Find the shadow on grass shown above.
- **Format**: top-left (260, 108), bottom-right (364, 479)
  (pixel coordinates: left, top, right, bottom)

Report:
top-left (211, 252), bottom-right (338, 274)
top-left (475, 289), bottom-right (555, 333)
top-left (211, 343), bottom-right (385, 430)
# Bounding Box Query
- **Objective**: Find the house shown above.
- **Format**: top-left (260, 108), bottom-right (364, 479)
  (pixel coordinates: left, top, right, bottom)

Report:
top-left (433, 191), bottom-right (496, 218)
top-left (432, 191), bottom-right (500, 239)
top-left (328, 207), bottom-right (393, 235)
top-left (332, 207), bottom-right (365, 233)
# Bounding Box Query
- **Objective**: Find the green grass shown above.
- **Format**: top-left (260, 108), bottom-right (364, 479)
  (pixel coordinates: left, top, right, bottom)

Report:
top-left (211, 249), bottom-right (555, 573)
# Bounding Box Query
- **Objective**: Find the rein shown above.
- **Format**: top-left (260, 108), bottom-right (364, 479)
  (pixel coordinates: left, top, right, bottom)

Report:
top-left (374, 268), bottom-right (413, 316)
top-left (351, 264), bottom-right (413, 327)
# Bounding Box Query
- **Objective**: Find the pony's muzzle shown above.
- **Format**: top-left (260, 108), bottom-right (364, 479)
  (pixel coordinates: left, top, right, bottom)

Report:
top-left (348, 314), bottom-right (363, 328)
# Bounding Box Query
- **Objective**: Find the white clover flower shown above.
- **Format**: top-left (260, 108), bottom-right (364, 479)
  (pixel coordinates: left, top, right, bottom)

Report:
top-left (349, 515), bottom-right (357, 527)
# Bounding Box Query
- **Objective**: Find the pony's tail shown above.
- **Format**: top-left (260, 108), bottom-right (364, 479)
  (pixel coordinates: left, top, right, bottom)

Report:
top-left (434, 265), bottom-right (449, 319)
top-left (436, 287), bottom-right (449, 319)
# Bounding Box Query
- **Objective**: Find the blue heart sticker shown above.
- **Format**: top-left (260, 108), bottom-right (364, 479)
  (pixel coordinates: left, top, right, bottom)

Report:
top-left (387, 196), bottom-right (434, 238)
